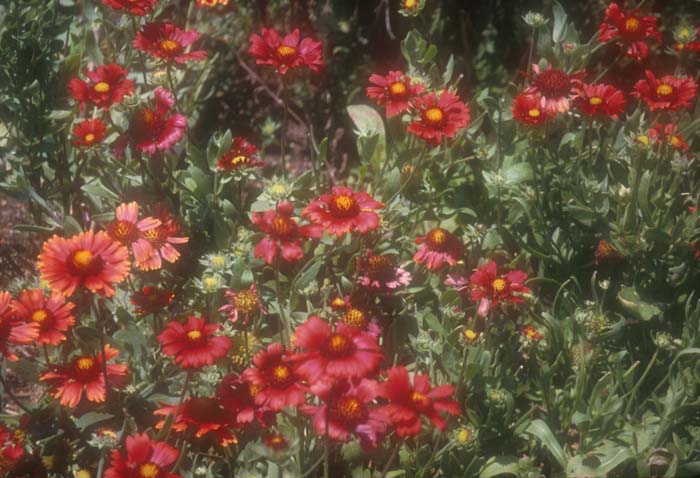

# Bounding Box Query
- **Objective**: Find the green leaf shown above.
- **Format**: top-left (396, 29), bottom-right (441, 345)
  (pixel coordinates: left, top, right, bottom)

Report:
top-left (347, 105), bottom-right (385, 138)
top-left (502, 163), bottom-right (532, 185)
top-left (480, 456), bottom-right (519, 477)
top-left (74, 412), bottom-right (113, 429)
top-left (82, 179), bottom-right (120, 201)
top-left (617, 286), bottom-right (662, 321)
top-left (552, 1), bottom-right (567, 43)
top-left (525, 419), bottom-right (567, 469)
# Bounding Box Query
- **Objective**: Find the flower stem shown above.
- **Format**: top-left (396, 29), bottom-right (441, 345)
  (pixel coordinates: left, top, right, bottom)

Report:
top-left (93, 299), bottom-right (110, 396)
top-left (273, 258), bottom-right (290, 348)
top-left (380, 439), bottom-right (403, 478)
top-left (279, 81), bottom-right (289, 179)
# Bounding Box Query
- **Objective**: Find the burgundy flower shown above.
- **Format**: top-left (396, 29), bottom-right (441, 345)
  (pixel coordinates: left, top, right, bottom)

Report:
top-left (72, 119), bottom-right (106, 147)
top-left (217, 137), bottom-right (263, 172)
top-left (469, 260), bottom-right (530, 317)
top-left (252, 201), bottom-right (321, 264)
top-left (248, 28), bottom-right (323, 75)
top-left (574, 83), bottom-right (627, 119)
top-left (525, 63), bottom-right (585, 113)
top-left (68, 63), bottom-right (134, 110)
top-left (631, 70), bottom-right (698, 111)
top-left (598, 3), bottom-right (661, 61)
top-left (104, 433), bottom-right (180, 478)
top-left (366, 70), bottom-right (424, 117)
top-left (157, 316), bottom-right (231, 369)
top-left (511, 93), bottom-right (549, 126)
top-left (407, 90), bottom-right (471, 144)
top-left (356, 250), bottom-right (411, 291)
top-left (302, 186), bottom-right (384, 237)
top-left (133, 22), bottom-right (207, 64)
top-left (414, 228), bottom-right (463, 271)
top-left (242, 343), bottom-right (306, 411)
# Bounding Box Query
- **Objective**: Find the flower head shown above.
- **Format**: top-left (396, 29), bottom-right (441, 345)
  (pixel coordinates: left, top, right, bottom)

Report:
top-left (154, 397), bottom-right (237, 446)
top-left (407, 90), bottom-right (471, 144)
top-left (649, 123), bottom-right (689, 151)
top-left (133, 22), bottom-right (207, 64)
top-left (217, 373), bottom-right (275, 427)
top-left (469, 260), bottom-right (530, 317)
top-left (598, 3), bottom-right (661, 61)
top-left (631, 71), bottom-right (697, 111)
top-left (104, 433), bottom-right (180, 478)
top-left (264, 432), bottom-right (290, 452)
top-left (107, 202), bottom-right (162, 264)
top-left (130, 286), bottom-right (175, 315)
top-left (594, 239), bottom-right (625, 267)
top-left (68, 64), bottom-right (134, 110)
top-left (511, 93), bottom-right (549, 126)
top-left (521, 325), bottom-right (543, 341)
top-left (135, 204), bottom-right (189, 270)
top-left (252, 201), bottom-right (321, 264)
top-left (102, 0), bottom-right (159, 16)
top-left (219, 284), bottom-right (263, 324)
top-left (414, 228), bottom-right (463, 271)
top-left (356, 250), bottom-right (411, 291)
top-left (0, 291), bottom-right (39, 361)
top-left (574, 83), bottom-right (626, 119)
top-left (11, 289), bottom-right (75, 345)
top-left (72, 119), bottom-right (107, 147)
top-left (157, 316), bottom-right (231, 369)
top-left (303, 186), bottom-right (384, 237)
top-left (525, 63), bottom-right (585, 113)
top-left (248, 28), bottom-right (323, 75)
top-left (217, 137), bottom-right (263, 172)
top-left (242, 343), bottom-right (306, 411)
top-left (38, 230), bottom-right (131, 297)
top-left (366, 71), bottom-right (425, 117)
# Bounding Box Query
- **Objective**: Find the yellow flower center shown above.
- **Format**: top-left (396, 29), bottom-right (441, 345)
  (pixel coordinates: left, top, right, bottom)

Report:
top-left (333, 195), bottom-right (355, 213)
top-left (229, 155), bottom-right (248, 167)
top-left (32, 309), bottom-right (48, 323)
top-left (277, 45), bottom-right (297, 59)
top-left (93, 82), bottom-right (110, 93)
top-left (456, 427), bottom-right (471, 443)
top-left (331, 297), bottom-right (346, 309)
top-left (160, 39), bottom-right (180, 53)
top-left (389, 81), bottom-right (407, 97)
top-left (138, 463), bottom-right (160, 478)
top-left (203, 277), bottom-right (219, 289)
top-left (337, 397), bottom-right (363, 421)
top-left (272, 364), bottom-right (291, 382)
top-left (327, 333), bottom-right (351, 354)
top-left (234, 291), bottom-right (258, 313)
top-left (342, 308), bottom-right (367, 328)
top-left (464, 329), bottom-right (477, 341)
top-left (187, 330), bottom-right (202, 341)
top-left (527, 108), bottom-right (541, 118)
top-left (588, 96), bottom-right (603, 105)
top-left (671, 135), bottom-right (683, 148)
top-left (75, 469), bottom-right (92, 478)
top-left (404, 0), bottom-right (418, 10)
top-left (624, 17), bottom-right (640, 32)
top-left (679, 27), bottom-right (692, 41)
top-left (76, 357), bottom-right (95, 370)
top-left (492, 278), bottom-right (507, 293)
top-left (84, 133), bottom-right (96, 143)
top-left (71, 249), bottom-right (94, 270)
top-left (428, 228), bottom-right (446, 246)
top-left (411, 391), bottom-right (429, 407)
top-left (423, 107), bottom-right (444, 125)
top-left (636, 134), bottom-right (650, 146)
top-left (656, 84), bottom-right (673, 97)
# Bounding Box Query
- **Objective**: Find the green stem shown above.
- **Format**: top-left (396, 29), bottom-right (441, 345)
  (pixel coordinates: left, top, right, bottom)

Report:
top-left (273, 258), bottom-right (290, 348)
top-left (623, 349), bottom-right (659, 418)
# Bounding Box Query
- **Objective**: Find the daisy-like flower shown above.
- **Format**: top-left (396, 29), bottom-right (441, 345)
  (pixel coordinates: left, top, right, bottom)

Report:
top-left (157, 316), bottom-right (231, 369)
top-left (102, 0), bottom-right (159, 16)
top-left (11, 289), bottom-right (75, 346)
top-left (136, 204), bottom-right (189, 270)
top-left (104, 433), bottom-right (180, 478)
top-left (511, 93), bottom-right (549, 126)
top-left (38, 230), bottom-right (131, 297)
top-left (574, 83), bottom-right (627, 119)
top-left (356, 250), bottom-right (411, 291)
top-left (521, 325), bottom-right (543, 341)
top-left (376, 366), bottom-right (459, 437)
top-left (154, 397), bottom-right (237, 446)
top-left (72, 119), bottom-right (106, 147)
top-left (0, 424), bottom-right (25, 475)
top-left (648, 123), bottom-right (689, 151)
top-left (366, 70), bottom-right (425, 117)
top-left (248, 28), bottom-right (323, 75)
top-left (329, 295), bottom-right (350, 312)
top-left (594, 239), bottom-right (625, 267)
top-left (130, 286), bottom-right (175, 315)
top-left (631, 71), bottom-right (698, 111)
top-left (303, 186), bottom-right (384, 237)
top-left (0, 291), bottom-right (39, 361)
top-left (469, 260), bottom-right (531, 317)
top-left (414, 228), bottom-right (463, 271)
top-left (107, 202), bottom-right (161, 264)
top-left (217, 373), bottom-right (275, 427)
top-left (217, 137), bottom-right (263, 172)
top-left (242, 343), bottom-right (306, 411)
top-left (407, 90), bottom-right (471, 144)
top-left (68, 64), bottom-right (134, 110)
top-left (116, 87), bottom-right (186, 156)
top-left (219, 284), bottom-right (263, 324)
top-left (133, 23), bottom-right (207, 64)
top-left (340, 307), bottom-right (382, 336)
top-left (252, 201), bottom-right (322, 264)
top-left (290, 315), bottom-right (383, 384)
top-left (39, 345), bottom-right (129, 407)
top-left (598, 3), bottom-right (661, 61)
top-left (264, 432), bottom-right (290, 452)
top-left (303, 379), bottom-right (386, 450)
top-left (525, 63), bottom-right (585, 113)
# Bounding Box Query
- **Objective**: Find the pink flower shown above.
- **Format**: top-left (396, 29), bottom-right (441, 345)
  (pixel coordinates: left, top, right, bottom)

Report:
top-left (133, 22), bottom-right (207, 64)
top-left (251, 201), bottom-right (321, 264)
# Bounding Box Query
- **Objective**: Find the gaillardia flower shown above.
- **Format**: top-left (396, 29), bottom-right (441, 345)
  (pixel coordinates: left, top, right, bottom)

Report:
top-left (11, 289), bottom-right (75, 346)
top-left (649, 123), bottom-right (689, 151)
top-left (107, 202), bottom-right (161, 263)
top-left (414, 228), bottom-right (463, 271)
top-left (68, 63), bottom-right (134, 110)
top-left (248, 28), bottom-right (323, 75)
top-left (303, 186), bottom-right (384, 237)
top-left (252, 201), bottom-right (321, 264)
top-left (217, 137), bottom-right (263, 172)
top-left (135, 204), bottom-right (189, 270)
top-left (525, 63), bottom-right (585, 113)
top-left (39, 345), bottom-right (129, 407)
top-left (356, 250), bottom-right (411, 291)
top-left (104, 433), bottom-right (181, 478)
top-left (133, 22), bottom-right (207, 64)
top-left (574, 83), bottom-right (626, 119)
top-left (242, 343), bottom-right (306, 411)
top-left (154, 397), bottom-right (238, 446)
top-left (598, 3), bottom-right (661, 61)
top-left (469, 260), bottom-right (530, 317)
top-left (157, 316), bottom-right (231, 369)
top-left (38, 230), bottom-right (131, 297)
top-left (131, 286), bottom-right (175, 315)
top-left (72, 119), bottom-right (106, 147)
top-left (0, 291), bottom-right (39, 361)
top-left (632, 70), bottom-right (698, 111)
top-left (102, 0), bottom-right (159, 16)
top-left (407, 90), bottom-right (471, 144)
top-left (376, 366), bottom-right (459, 437)
top-left (511, 93), bottom-right (549, 126)
top-left (219, 284), bottom-right (263, 324)
top-left (366, 70), bottom-right (424, 117)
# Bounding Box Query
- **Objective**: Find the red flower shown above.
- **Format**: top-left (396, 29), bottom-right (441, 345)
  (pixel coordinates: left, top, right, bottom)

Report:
top-left (102, 0), bottom-right (159, 16)
top-left (68, 64), bottom-right (134, 110)
top-left (154, 397), bottom-right (237, 446)
top-left (303, 186), bottom-right (384, 237)
top-left (594, 240), bottom-right (625, 267)
top-left (0, 291), bottom-right (39, 361)
top-left (469, 260), bottom-right (530, 317)
top-left (574, 83), bottom-right (627, 119)
top-left (329, 295), bottom-right (350, 312)
top-left (598, 3), bottom-right (661, 61)
top-left (366, 70), bottom-right (425, 117)
top-left (217, 373), bottom-right (275, 427)
top-left (631, 70), bottom-right (698, 111)
top-left (39, 345), bottom-right (129, 407)
top-left (340, 307), bottom-right (382, 337)
top-left (511, 93), bottom-right (549, 126)
top-left (157, 316), bottom-right (231, 369)
top-left (72, 119), bottom-right (106, 147)
top-left (407, 90), bottom-right (471, 144)
top-left (0, 424), bottom-right (25, 475)
top-left (290, 316), bottom-right (383, 384)
top-left (522, 325), bottom-right (543, 341)
top-left (264, 432), bottom-right (289, 451)
top-left (11, 289), bottom-right (75, 346)
top-left (38, 230), bottom-right (131, 297)
top-left (117, 88), bottom-right (186, 156)
top-left (133, 23), bottom-right (207, 64)
top-left (252, 201), bottom-right (321, 264)
top-left (525, 63), bottom-right (585, 113)
top-left (303, 379), bottom-right (386, 450)
top-left (242, 343), bottom-right (306, 411)
top-left (136, 204), bottom-right (189, 270)
top-left (649, 123), bottom-right (689, 151)
top-left (130, 286), bottom-right (175, 315)
top-left (248, 28), bottom-right (323, 75)
top-left (356, 250), bottom-right (411, 290)
top-left (376, 366), bottom-right (459, 437)
top-left (219, 284), bottom-right (263, 324)
top-left (104, 433), bottom-right (180, 478)
top-left (217, 137), bottom-right (263, 172)
top-left (414, 228), bottom-right (463, 271)
top-left (107, 202), bottom-right (161, 264)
